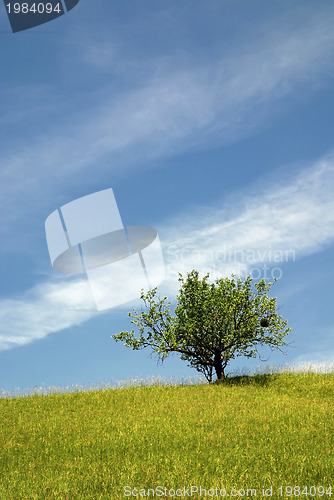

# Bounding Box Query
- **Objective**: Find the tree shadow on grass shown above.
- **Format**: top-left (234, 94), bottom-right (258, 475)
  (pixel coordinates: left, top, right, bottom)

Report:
top-left (214, 373), bottom-right (280, 387)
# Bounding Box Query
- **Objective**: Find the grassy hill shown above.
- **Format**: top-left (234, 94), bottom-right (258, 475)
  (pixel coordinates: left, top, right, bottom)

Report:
top-left (0, 367), bottom-right (333, 499)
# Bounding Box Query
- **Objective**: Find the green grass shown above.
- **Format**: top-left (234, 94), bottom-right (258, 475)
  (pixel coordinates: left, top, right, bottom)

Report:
top-left (0, 364), bottom-right (333, 499)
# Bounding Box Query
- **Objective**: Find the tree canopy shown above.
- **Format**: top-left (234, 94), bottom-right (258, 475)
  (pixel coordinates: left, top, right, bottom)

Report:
top-left (111, 270), bottom-right (292, 383)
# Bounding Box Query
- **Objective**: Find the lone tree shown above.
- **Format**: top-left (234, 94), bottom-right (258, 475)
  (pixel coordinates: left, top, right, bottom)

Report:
top-left (111, 270), bottom-right (292, 383)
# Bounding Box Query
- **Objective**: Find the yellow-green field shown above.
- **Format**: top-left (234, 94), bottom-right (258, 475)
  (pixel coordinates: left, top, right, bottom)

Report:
top-left (0, 365), bottom-right (333, 499)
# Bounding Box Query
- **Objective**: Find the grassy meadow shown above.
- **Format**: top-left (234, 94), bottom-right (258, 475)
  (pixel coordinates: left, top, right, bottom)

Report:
top-left (0, 364), bottom-right (333, 499)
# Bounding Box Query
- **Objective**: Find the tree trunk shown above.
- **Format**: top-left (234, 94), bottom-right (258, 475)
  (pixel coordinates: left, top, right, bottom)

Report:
top-left (214, 350), bottom-right (225, 381)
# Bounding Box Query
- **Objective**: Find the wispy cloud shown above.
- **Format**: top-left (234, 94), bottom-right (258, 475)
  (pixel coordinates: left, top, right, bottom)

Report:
top-left (1, 152), bottom-right (333, 352)
top-left (0, 279), bottom-right (98, 352)
top-left (160, 152), bottom-right (334, 290)
top-left (1, 7), bottom-right (334, 239)
top-left (291, 343), bottom-right (334, 369)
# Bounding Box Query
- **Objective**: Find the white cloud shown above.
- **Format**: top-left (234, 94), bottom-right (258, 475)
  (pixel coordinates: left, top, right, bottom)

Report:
top-left (1, 152), bottom-right (333, 352)
top-left (1, 8), bottom-right (334, 235)
top-left (160, 153), bottom-right (334, 289)
top-left (291, 351), bottom-right (334, 371)
top-left (0, 279), bottom-right (98, 351)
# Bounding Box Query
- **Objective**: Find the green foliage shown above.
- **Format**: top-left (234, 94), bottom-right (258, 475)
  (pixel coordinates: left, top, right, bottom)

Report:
top-left (111, 270), bottom-right (292, 383)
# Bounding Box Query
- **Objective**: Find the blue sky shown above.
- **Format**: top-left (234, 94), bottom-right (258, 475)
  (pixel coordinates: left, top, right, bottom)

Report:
top-left (1, 0), bottom-right (334, 394)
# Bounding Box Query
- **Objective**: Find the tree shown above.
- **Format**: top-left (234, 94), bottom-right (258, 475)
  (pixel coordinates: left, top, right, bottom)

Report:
top-left (111, 270), bottom-right (293, 383)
